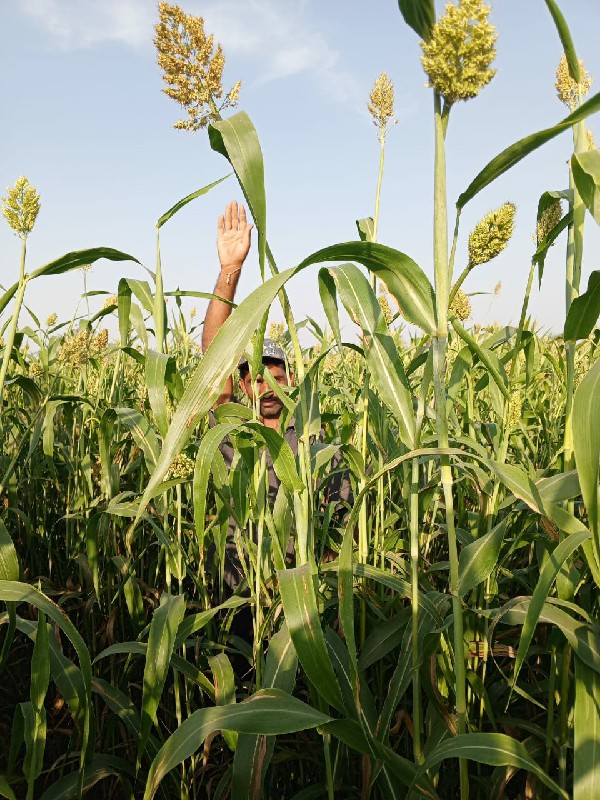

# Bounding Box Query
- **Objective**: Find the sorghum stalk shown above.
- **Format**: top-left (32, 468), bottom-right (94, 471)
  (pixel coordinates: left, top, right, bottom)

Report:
top-left (0, 239), bottom-right (28, 410)
top-left (432, 91), bottom-right (469, 799)
top-left (155, 228), bottom-right (166, 354)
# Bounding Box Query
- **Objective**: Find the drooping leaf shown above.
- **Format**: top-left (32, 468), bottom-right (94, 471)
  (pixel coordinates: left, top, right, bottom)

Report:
top-left (397, 0), bottom-right (436, 41)
top-left (29, 248), bottom-right (140, 280)
top-left (413, 733), bottom-right (567, 799)
top-left (510, 531), bottom-right (590, 693)
top-left (457, 91), bottom-right (600, 209)
top-left (143, 690), bottom-right (331, 800)
top-left (458, 520), bottom-right (506, 598)
top-left (565, 270), bottom-right (600, 340)
top-left (543, 0), bottom-right (580, 82)
top-left (572, 150), bottom-right (600, 226)
top-left (209, 112), bottom-right (267, 275)
top-left (573, 358), bottom-right (600, 545)
top-left (329, 263), bottom-right (416, 446)
top-left (278, 563), bottom-right (345, 712)
top-left (138, 593), bottom-right (186, 765)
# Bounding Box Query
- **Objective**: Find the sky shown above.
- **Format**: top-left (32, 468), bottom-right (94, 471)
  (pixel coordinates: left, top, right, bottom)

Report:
top-left (1, 0), bottom-right (600, 342)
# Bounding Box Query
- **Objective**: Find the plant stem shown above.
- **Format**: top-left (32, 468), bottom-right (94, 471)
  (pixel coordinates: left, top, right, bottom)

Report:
top-left (0, 237), bottom-right (28, 410)
top-left (432, 93), bottom-right (468, 799)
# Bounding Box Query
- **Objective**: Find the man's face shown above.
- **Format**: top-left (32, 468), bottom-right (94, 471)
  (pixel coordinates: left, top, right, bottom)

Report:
top-left (239, 360), bottom-right (292, 420)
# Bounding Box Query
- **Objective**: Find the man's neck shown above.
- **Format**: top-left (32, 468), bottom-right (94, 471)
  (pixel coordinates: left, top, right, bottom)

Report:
top-left (260, 414), bottom-right (281, 430)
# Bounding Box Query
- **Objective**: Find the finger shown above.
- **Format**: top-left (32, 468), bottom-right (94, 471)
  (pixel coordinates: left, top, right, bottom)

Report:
top-left (239, 204), bottom-right (247, 227)
top-left (217, 214), bottom-right (225, 235)
top-left (225, 202), bottom-right (233, 230)
top-left (231, 199), bottom-right (239, 229)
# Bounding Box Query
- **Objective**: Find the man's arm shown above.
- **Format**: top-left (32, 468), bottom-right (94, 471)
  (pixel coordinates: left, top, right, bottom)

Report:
top-left (202, 201), bottom-right (253, 406)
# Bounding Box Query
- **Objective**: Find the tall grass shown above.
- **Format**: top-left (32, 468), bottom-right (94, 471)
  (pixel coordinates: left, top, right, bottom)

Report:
top-left (1, 1), bottom-right (600, 799)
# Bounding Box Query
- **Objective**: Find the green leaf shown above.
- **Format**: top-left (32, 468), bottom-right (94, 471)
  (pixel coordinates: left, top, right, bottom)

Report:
top-left (450, 317), bottom-right (510, 400)
top-left (414, 733), bottom-right (567, 799)
top-left (510, 530), bottom-right (590, 693)
top-left (574, 655), bottom-right (600, 800)
top-left (397, 0), bottom-right (435, 40)
top-left (30, 613), bottom-right (50, 715)
top-left (544, 0), bottom-right (580, 82)
top-left (278, 563), bottom-right (345, 712)
top-left (573, 359), bottom-right (600, 545)
top-left (0, 581), bottom-right (92, 783)
top-left (156, 175), bottom-right (231, 229)
top-left (143, 690), bottom-right (331, 800)
top-left (29, 247), bottom-right (139, 281)
top-left (138, 593), bottom-right (186, 765)
top-left (458, 520), bottom-right (506, 598)
top-left (0, 519), bottom-right (19, 581)
top-left (37, 756), bottom-right (136, 800)
top-left (496, 599), bottom-right (600, 676)
top-left (457, 91), bottom-right (600, 209)
top-left (232, 624), bottom-right (298, 800)
top-left (0, 777), bottom-right (16, 800)
top-left (209, 653), bottom-right (238, 751)
top-left (301, 241), bottom-right (436, 335)
top-left (565, 271), bottom-right (600, 340)
top-left (145, 351), bottom-right (172, 438)
top-left (572, 150), bottom-right (600, 225)
top-left (330, 263), bottom-right (416, 446)
top-left (209, 112), bottom-right (267, 275)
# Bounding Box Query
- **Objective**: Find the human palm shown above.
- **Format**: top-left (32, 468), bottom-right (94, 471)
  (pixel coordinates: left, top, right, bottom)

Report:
top-left (217, 200), bottom-right (253, 270)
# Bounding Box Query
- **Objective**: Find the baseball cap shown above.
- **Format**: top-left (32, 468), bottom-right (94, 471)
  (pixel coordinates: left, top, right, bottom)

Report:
top-left (238, 338), bottom-right (288, 369)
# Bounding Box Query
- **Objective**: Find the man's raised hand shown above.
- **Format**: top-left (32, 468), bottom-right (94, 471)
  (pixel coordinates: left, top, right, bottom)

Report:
top-left (217, 201), bottom-right (253, 273)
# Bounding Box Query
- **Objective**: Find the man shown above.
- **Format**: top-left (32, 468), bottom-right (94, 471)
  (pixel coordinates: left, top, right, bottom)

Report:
top-left (202, 199), bottom-right (292, 423)
top-left (203, 201), bottom-right (350, 592)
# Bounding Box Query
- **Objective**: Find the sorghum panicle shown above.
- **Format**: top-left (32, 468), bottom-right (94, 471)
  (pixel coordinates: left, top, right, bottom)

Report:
top-left (420, 0), bottom-right (496, 105)
top-left (1, 176), bottom-right (41, 239)
top-left (368, 72), bottom-right (397, 140)
top-left (555, 54), bottom-right (592, 111)
top-left (154, 2), bottom-right (241, 131)
top-left (468, 202), bottom-right (516, 266)
top-left (536, 200), bottom-right (563, 247)
top-left (450, 288), bottom-right (472, 321)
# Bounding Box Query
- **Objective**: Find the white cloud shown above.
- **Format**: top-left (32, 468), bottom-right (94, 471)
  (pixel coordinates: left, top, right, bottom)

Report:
top-left (194, 0), bottom-right (361, 108)
top-left (16, 0), bottom-right (154, 50)
top-left (16, 0), bottom-right (363, 110)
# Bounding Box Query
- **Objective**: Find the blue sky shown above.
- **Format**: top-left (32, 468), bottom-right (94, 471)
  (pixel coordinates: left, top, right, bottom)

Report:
top-left (1, 0), bottom-right (599, 340)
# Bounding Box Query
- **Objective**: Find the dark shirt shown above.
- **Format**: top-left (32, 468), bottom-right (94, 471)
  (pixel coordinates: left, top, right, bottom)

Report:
top-left (208, 411), bottom-right (351, 589)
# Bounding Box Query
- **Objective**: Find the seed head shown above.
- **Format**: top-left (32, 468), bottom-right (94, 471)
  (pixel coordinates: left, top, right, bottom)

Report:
top-left (29, 361), bottom-right (43, 378)
top-left (154, 2), bottom-right (241, 132)
top-left (58, 330), bottom-right (91, 367)
top-left (421, 0), bottom-right (497, 105)
top-left (190, 306), bottom-right (197, 320)
top-left (450, 288), bottom-right (472, 320)
top-left (2, 176), bottom-right (41, 239)
top-left (587, 129), bottom-right (596, 151)
top-left (493, 281), bottom-right (502, 295)
top-left (368, 72), bottom-right (397, 141)
top-left (378, 292), bottom-right (393, 325)
top-left (536, 200), bottom-right (562, 246)
top-left (507, 391), bottom-right (522, 429)
top-left (93, 329), bottom-right (109, 352)
top-left (555, 54), bottom-right (592, 111)
top-left (103, 295), bottom-right (118, 310)
top-left (267, 321), bottom-right (286, 346)
top-left (468, 202), bottom-right (515, 266)
top-left (167, 453), bottom-right (195, 480)
top-left (46, 312), bottom-right (58, 327)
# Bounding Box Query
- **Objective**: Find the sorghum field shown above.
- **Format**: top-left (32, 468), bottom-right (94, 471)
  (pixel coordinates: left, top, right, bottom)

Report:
top-left (1, 1), bottom-right (600, 798)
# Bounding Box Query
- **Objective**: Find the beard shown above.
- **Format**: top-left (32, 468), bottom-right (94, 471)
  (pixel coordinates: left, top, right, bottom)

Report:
top-left (259, 395), bottom-right (283, 419)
